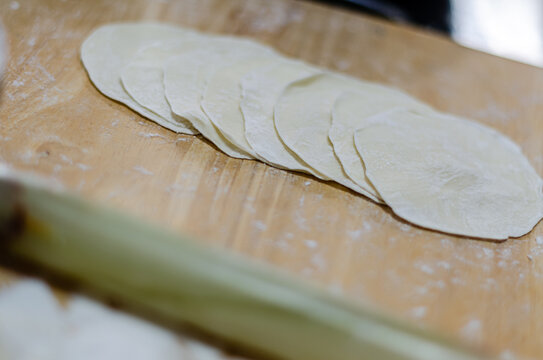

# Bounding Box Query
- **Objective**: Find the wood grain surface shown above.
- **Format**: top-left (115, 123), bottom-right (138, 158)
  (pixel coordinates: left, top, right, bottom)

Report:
top-left (1, 0), bottom-right (543, 358)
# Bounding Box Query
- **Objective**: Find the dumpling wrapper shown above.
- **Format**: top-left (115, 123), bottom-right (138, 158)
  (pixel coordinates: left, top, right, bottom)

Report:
top-left (241, 60), bottom-right (326, 177)
top-left (121, 39), bottom-right (205, 134)
top-left (274, 73), bottom-right (380, 201)
top-left (163, 44), bottom-right (274, 159)
top-left (355, 108), bottom-right (543, 239)
top-left (331, 91), bottom-right (433, 200)
top-left (121, 36), bottom-right (278, 136)
top-left (202, 56), bottom-right (283, 158)
top-left (80, 23), bottom-right (196, 133)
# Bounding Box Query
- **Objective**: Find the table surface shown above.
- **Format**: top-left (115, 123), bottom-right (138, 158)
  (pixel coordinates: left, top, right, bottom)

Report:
top-left (1, 0), bottom-right (543, 358)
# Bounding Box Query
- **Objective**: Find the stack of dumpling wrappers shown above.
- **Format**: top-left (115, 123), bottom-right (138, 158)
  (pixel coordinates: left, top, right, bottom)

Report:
top-left (81, 23), bottom-right (543, 240)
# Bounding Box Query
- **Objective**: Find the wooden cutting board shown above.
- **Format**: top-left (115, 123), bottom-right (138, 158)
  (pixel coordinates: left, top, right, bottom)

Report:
top-left (1, 0), bottom-right (543, 358)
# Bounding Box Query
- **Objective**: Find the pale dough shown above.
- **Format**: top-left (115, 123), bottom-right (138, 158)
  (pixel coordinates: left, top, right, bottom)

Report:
top-left (80, 23), bottom-right (543, 240)
top-left (202, 56), bottom-right (283, 158)
top-left (241, 60), bottom-right (326, 177)
top-left (121, 39), bottom-right (203, 134)
top-left (121, 37), bottom-right (277, 136)
top-left (80, 23), bottom-right (196, 133)
top-left (163, 45), bottom-right (274, 159)
top-left (354, 109), bottom-right (543, 239)
top-left (331, 91), bottom-right (433, 200)
top-left (274, 73), bottom-right (380, 201)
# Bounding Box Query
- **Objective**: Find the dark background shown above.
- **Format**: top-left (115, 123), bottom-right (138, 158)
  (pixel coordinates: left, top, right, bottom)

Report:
top-left (310, 0), bottom-right (543, 67)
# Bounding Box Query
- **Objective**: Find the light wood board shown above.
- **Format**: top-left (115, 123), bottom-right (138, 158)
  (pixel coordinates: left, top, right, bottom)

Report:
top-left (1, 0), bottom-right (543, 358)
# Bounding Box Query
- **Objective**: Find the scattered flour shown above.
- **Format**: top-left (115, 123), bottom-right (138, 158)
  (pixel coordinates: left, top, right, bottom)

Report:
top-left (347, 229), bottom-right (363, 241)
top-left (499, 350), bottom-right (516, 360)
top-left (334, 59), bottom-right (351, 71)
top-left (133, 166), bottom-right (153, 176)
top-left (409, 306), bottom-right (427, 319)
top-left (310, 253), bottom-right (326, 271)
top-left (460, 319), bottom-right (482, 340)
top-left (303, 239), bottom-right (317, 249)
top-left (436, 261), bottom-right (451, 270)
top-left (293, 210), bottom-right (309, 231)
top-left (139, 132), bottom-right (167, 140)
top-left (238, 1), bottom-right (305, 33)
top-left (60, 154), bottom-right (73, 164)
top-left (482, 248), bottom-right (494, 258)
top-left (9, 1), bottom-right (19, 10)
top-left (76, 163), bottom-right (91, 171)
top-left (528, 237), bottom-right (543, 259)
top-left (252, 220), bottom-right (267, 231)
top-left (498, 247), bottom-right (512, 259)
top-left (415, 262), bottom-right (434, 275)
top-left (275, 239), bottom-right (290, 252)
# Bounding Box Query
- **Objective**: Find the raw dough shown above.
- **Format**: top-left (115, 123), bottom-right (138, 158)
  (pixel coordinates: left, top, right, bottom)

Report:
top-left (202, 56), bottom-right (283, 158)
top-left (81, 23), bottom-right (543, 240)
top-left (163, 45), bottom-right (273, 159)
top-left (241, 60), bottom-right (326, 177)
top-left (121, 37), bottom-right (277, 136)
top-left (121, 39), bottom-right (203, 134)
top-left (274, 73), bottom-right (380, 201)
top-left (331, 91), bottom-right (433, 200)
top-left (354, 108), bottom-right (543, 239)
top-left (81, 23), bottom-right (196, 133)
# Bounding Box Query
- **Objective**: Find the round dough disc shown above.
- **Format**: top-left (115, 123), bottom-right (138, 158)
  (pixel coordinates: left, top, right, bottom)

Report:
top-left (163, 43), bottom-right (274, 159)
top-left (354, 109), bottom-right (543, 239)
top-left (121, 39), bottom-right (205, 135)
top-left (202, 56), bottom-right (283, 158)
top-left (274, 73), bottom-right (380, 201)
top-left (121, 36), bottom-right (277, 136)
top-left (331, 91), bottom-right (433, 200)
top-left (241, 60), bottom-right (326, 177)
top-left (80, 23), bottom-right (196, 132)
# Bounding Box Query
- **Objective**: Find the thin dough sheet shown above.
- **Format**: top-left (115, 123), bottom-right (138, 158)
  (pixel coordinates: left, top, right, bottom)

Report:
top-left (163, 44), bottom-right (275, 159)
top-left (121, 39), bottom-right (206, 134)
top-left (331, 91), bottom-right (433, 200)
top-left (81, 23), bottom-right (195, 132)
top-left (274, 73), bottom-right (380, 201)
top-left (354, 109), bottom-right (543, 239)
top-left (241, 60), bottom-right (326, 177)
top-left (202, 56), bottom-right (283, 158)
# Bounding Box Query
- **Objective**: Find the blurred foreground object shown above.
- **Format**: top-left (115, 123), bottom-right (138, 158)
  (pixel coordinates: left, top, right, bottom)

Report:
top-left (0, 170), bottom-right (486, 360)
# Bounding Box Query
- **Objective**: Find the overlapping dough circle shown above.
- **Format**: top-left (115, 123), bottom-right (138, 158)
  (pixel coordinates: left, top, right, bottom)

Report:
top-left (81, 22), bottom-right (543, 240)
